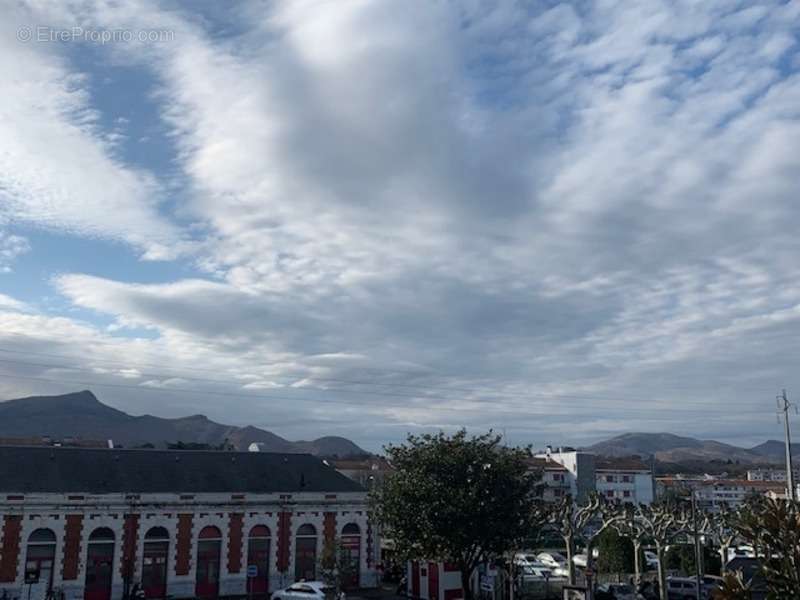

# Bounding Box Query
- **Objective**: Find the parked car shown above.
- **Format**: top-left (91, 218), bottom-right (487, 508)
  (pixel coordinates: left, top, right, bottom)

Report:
top-left (666, 576), bottom-right (699, 600)
top-left (517, 562), bottom-right (553, 580)
top-left (727, 545), bottom-right (756, 562)
top-left (536, 551), bottom-right (567, 569)
top-left (596, 583), bottom-right (638, 600)
top-left (643, 550), bottom-right (659, 570)
top-left (572, 553), bottom-right (588, 568)
top-left (271, 581), bottom-right (338, 600)
top-left (514, 553), bottom-right (554, 580)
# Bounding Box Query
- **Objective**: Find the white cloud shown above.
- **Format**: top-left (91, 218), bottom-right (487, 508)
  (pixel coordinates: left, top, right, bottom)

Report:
top-left (0, 231), bottom-right (30, 272)
top-left (0, 6), bottom-right (183, 259)
top-left (1, 0), bottom-right (799, 449)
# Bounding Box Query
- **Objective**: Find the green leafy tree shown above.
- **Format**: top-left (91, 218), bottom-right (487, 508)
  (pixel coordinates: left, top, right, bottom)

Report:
top-left (595, 526), bottom-right (634, 576)
top-left (371, 430), bottom-right (541, 600)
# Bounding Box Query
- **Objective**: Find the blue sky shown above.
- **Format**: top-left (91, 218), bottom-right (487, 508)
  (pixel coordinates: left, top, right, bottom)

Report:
top-left (1, 0), bottom-right (799, 451)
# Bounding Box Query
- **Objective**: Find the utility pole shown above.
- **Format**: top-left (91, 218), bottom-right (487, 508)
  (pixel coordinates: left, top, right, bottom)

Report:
top-left (778, 389), bottom-right (795, 501)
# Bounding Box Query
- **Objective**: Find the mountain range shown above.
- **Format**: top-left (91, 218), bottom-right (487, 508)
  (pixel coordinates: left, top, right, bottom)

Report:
top-left (0, 390), bottom-right (369, 457)
top-left (1, 391), bottom-right (795, 467)
top-left (585, 432), bottom-right (797, 466)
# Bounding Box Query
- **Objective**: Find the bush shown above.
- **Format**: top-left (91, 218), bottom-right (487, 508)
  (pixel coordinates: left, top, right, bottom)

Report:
top-left (595, 527), bottom-right (634, 575)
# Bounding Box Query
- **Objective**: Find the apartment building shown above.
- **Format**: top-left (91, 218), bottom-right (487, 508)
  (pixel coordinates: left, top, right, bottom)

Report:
top-left (595, 457), bottom-right (654, 505)
top-left (533, 448), bottom-right (654, 505)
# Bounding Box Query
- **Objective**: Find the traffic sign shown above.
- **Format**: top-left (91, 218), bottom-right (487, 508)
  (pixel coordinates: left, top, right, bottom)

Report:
top-left (247, 565), bottom-right (258, 578)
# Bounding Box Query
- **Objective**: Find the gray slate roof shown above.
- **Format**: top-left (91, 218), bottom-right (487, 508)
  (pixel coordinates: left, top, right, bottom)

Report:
top-left (0, 446), bottom-right (364, 494)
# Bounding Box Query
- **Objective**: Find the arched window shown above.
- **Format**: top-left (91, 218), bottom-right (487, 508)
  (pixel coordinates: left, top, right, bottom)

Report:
top-left (25, 528), bottom-right (57, 596)
top-left (145, 527), bottom-right (169, 541)
top-left (341, 523), bottom-right (360, 536)
top-left (85, 528), bottom-right (115, 600)
top-left (340, 523), bottom-right (361, 589)
top-left (294, 525), bottom-right (317, 582)
top-left (142, 527), bottom-right (170, 599)
top-left (196, 527), bottom-right (222, 600)
top-left (247, 526), bottom-right (271, 597)
top-left (89, 528), bottom-right (115, 541)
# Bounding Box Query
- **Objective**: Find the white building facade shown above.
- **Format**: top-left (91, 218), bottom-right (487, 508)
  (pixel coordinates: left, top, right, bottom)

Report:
top-left (0, 447), bottom-right (378, 600)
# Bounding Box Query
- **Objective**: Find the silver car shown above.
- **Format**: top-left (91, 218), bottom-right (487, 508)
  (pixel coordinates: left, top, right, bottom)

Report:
top-left (271, 581), bottom-right (339, 600)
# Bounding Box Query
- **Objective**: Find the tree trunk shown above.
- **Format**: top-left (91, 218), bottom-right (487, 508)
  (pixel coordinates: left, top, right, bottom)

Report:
top-left (720, 544), bottom-right (728, 575)
top-left (633, 540), bottom-right (641, 586)
top-left (656, 543), bottom-right (667, 600)
top-left (460, 565), bottom-right (474, 600)
top-left (565, 535), bottom-right (575, 585)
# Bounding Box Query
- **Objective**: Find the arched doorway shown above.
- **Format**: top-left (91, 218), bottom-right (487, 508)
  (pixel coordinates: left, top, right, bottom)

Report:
top-left (294, 524), bottom-right (317, 582)
top-left (25, 528), bottom-right (56, 600)
top-left (142, 527), bottom-right (169, 599)
top-left (340, 523), bottom-right (361, 589)
top-left (195, 526), bottom-right (222, 599)
top-left (246, 526), bottom-right (271, 597)
top-left (85, 528), bottom-right (115, 600)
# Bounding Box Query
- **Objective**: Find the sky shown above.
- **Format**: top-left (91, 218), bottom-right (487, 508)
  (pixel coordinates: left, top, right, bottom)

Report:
top-left (1, 0), bottom-right (799, 452)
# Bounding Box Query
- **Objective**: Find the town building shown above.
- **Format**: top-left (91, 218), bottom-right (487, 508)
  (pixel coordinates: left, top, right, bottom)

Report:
top-left (0, 446), bottom-right (378, 600)
top-left (533, 448), bottom-right (654, 505)
top-left (595, 457), bottom-right (655, 505)
top-left (533, 448), bottom-right (596, 504)
top-left (528, 457), bottom-right (571, 503)
top-left (745, 467), bottom-right (799, 482)
top-left (656, 476), bottom-right (786, 512)
top-left (331, 458), bottom-right (393, 491)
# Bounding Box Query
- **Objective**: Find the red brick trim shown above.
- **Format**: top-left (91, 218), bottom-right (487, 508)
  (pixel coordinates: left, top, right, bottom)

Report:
top-left (227, 513), bottom-right (244, 574)
top-left (323, 513), bottom-right (336, 547)
top-left (0, 515), bottom-right (22, 582)
top-left (61, 514), bottom-right (84, 581)
top-left (444, 589), bottom-right (463, 600)
top-left (120, 514), bottom-right (140, 580)
top-left (276, 512), bottom-right (291, 573)
top-left (175, 514), bottom-right (193, 576)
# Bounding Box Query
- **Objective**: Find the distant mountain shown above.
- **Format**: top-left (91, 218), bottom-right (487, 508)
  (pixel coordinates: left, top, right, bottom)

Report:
top-left (0, 390), bottom-right (368, 457)
top-left (749, 440), bottom-right (800, 463)
top-left (294, 436), bottom-right (371, 458)
top-left (585, 432), bottom-right (792, 465)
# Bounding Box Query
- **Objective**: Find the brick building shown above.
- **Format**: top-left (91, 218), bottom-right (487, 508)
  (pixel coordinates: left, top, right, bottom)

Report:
top-left (0, 446), bottom-right (378, 600)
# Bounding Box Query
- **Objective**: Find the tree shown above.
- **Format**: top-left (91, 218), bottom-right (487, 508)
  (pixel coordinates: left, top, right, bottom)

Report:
top-left (734, 497), bottom-right (800, 598)
top-left (613, 504), bottom-right (649, 586)
top-left (319, 538), bottom-right (357, 594)
top-left (595, 527), bottom-right (634, 577)
top-left (371, 430), bottom-right (541, 600)
top-left (636, 503), bottom-right (688, 600)
top-left (542, 494), bottom-right (620, 585)
top-left (706, 503), bottom-right (739, 573)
